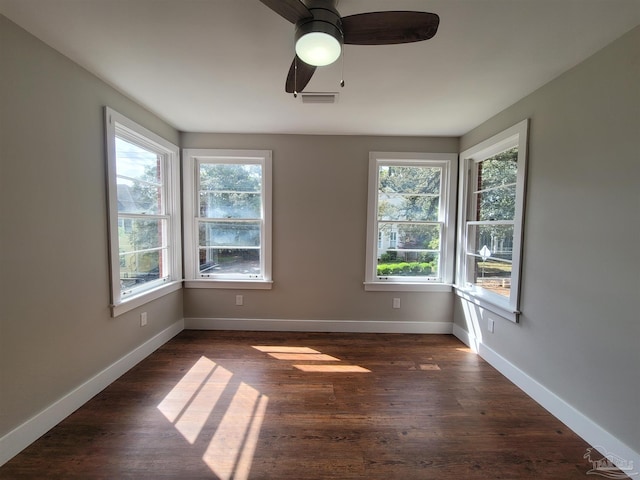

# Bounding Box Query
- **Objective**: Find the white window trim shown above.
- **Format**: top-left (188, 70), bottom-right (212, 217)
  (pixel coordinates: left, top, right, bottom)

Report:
top-left (104, 107), bottom-right (182, 317)
top-left (455, 119), bottom-right (529, 322)
top-left (182, 149), bottom-right (273, 289)
top-left (364, 152), bottom-right (457, 292)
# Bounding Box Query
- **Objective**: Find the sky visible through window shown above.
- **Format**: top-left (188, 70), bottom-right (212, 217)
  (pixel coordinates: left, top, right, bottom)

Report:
top-left (115, 137), bottom-right (157, 179)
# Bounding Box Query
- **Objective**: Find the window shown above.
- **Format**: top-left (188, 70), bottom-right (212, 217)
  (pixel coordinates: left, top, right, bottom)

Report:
top-left (389, 231), bottom-right (397, 249)
top-left (183, 149), bottom-right (273, 289)
top-left (365, 152), bottom-right (457, 291)
top-left (105, 108), bottom-right (182, 316)
top-left (456, 119), bottom-right (528, 322)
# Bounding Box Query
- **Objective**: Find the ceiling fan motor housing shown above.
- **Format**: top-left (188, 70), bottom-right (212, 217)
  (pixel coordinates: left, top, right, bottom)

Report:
top-left (295, 4), bottom-right (344, 49)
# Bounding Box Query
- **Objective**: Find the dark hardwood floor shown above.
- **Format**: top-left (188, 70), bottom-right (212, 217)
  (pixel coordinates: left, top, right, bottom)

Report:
top-left (0, 331), bottom-right (619, 479)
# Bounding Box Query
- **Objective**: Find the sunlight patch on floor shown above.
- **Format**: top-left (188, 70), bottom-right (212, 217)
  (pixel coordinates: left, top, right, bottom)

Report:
top-left (253, 345), bottom-right (370, 373)
top-left (267, 352), bottom-right (341, 361)
top-left (253, 346), bottom-right (320, 354)
top-left (175, 365), bottom-right (233, 444)
top-left (293, 364), bottom-right (371, 373)
top-left (202, 383), bottom-right (268, 480)
top-left (158, 356), bottom-right (223, 424)
top-left (418, 363), bottom-right (441, 371)
top-left (456, 347), bottom-right (473, 353)
top-left (157, 356), bottom-right (268, 479)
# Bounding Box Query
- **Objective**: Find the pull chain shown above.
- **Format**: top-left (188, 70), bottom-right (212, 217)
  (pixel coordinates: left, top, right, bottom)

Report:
top-left (294, 57), bottom-right (298, 98)
top-left (340, 47), bottom-right (345, 88)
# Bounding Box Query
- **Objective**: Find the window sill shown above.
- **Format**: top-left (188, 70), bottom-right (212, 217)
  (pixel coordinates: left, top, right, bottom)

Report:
top-left (364, 282), bottom-right (453, 292)
top-left (111, 280), bottom-right (183, 317)
top-left (184, 280), bottom-right (273, 290)
top-left (454, 287), bottom-right (520, 323)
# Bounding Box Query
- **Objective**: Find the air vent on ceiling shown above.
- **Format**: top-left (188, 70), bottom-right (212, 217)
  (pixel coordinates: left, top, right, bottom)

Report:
top-left (300, 92), bottom-right (339, 104)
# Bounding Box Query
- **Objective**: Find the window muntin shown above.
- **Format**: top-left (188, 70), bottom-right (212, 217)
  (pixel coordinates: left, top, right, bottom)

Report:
top-left (105, 108), bottom-right (181, 315)
top-left (365, 153), bottom-right (457, 290)
top-left (183, 150), bottom-right (272, 287)
top-left (457, 120), bottom-right (528, 321)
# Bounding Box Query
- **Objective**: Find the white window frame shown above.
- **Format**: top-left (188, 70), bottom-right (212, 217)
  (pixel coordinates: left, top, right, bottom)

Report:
top-left (183, 149), bottom-right (273, 289)
top-left (105, 107), bottom-right (182, 316)
top-left (456, 119), bottom-right (529, 322)
top-left (364, 152), bottom-right (457, 292)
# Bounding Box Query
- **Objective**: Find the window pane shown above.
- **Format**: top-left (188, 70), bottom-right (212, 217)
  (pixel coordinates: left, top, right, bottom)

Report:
top-left (199, 163), bottom-right (262, 192)
top-left (468, 257), bottom-right (512, 298)
top-left (115, 137), bottom-right (161, 184)
top-left (379, 222), bottom-right (441, 251)
top-left (377, 251), bottom-right (440, 278)
top-left (118, 218), bottom-right (165, 252)
top-left (199, 221), bottom-right (260, 247)
top-left (199, 192), bottom-right (261, 219)
top-left (476, 148), bottom-right (518, 191)
top-left (377, 222), bottom-right (441, 278)
top-left (198, 248), bottom-right (260, 276)
top-left (378, 194), bottom-right (439, 222)
top-left (117, 178), bottom-right (161, 215)
top-left (474, 184), bottom-right (516, 221)
top-left (467, 224), bottom-right (514, 262)
top-left (119, 249), bottom-right (166, 291)
top-left (115, 137), bottom-right (163, 215)
top-left (379, 166), bottom-right (441, 195)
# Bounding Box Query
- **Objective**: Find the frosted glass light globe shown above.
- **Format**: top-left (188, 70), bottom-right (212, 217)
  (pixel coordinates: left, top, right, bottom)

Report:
top-left (295, 31), bottom-right (341, 67)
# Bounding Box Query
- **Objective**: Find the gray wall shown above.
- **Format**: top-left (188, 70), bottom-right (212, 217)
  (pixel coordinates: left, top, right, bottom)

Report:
top-left (181, 133), bottom-right (458, 324)
top-left (454, 26), bottom-right (640, 453)
top-left (0, 16), bottom-right (183, 437)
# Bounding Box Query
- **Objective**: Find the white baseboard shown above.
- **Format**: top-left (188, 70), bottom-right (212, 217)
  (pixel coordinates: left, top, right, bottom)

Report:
top-left (452, 324), bottom-right (639, 474)
top-left (0, 319), bottom-right (185, 467)
top-left (185, 317), bottom-right (454, 334)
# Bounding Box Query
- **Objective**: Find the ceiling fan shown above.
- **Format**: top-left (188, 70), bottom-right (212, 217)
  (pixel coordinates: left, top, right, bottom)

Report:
top-left (259, 0), bottom-right (440, 95)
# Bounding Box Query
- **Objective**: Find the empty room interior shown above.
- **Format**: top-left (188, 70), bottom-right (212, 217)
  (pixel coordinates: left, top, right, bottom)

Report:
top-left (0, 0), bottom-right (639, 478)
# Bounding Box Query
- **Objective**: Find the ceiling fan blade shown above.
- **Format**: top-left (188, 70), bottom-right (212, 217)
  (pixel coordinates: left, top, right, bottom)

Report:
top-left (342, 11), bottom-right (439, 45)
top-left (259, 0), bottom-right (312, 24)
top-left (285, 56), bottom-right (317, 94)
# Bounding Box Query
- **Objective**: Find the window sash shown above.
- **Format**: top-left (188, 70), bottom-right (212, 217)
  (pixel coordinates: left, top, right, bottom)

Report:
top-left (114, 149), bottom-right (169, 299)
top-left (374, 162), bottom-right (445, 282)
top-left (365, 153), bottom-right (457, 289)
top-left (376, 221), bottom-right (442, 280)
top-left (196, 160), bottom-right (264, 280)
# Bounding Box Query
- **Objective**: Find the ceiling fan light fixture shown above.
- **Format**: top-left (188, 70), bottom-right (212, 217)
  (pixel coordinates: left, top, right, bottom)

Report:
top-left (295, 20), bottom-right (343, 67)
top-left (296, 31), bottom-right (341, 66)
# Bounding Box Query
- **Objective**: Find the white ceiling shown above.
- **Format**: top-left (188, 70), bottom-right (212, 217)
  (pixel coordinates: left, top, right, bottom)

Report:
top-left (1, 0), bottom-right (639, 136)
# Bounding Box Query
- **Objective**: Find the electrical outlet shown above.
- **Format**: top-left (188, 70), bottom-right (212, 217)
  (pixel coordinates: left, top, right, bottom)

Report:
top-left (140, 312), bottom-right (148, 327)
top-left (236, 295), bottom-right (244, 306)
top-left (392, 298), bottom-right (401, 309)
